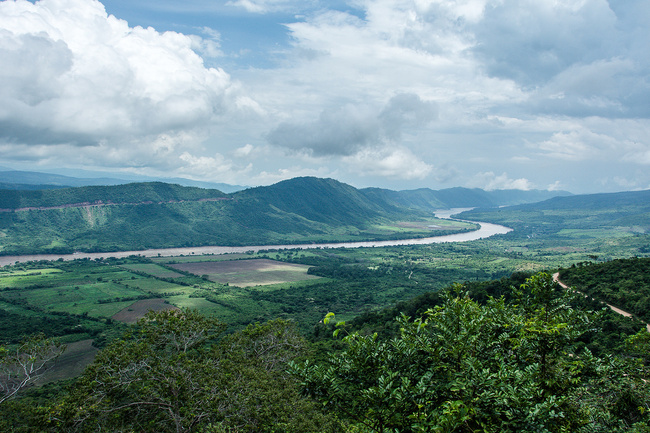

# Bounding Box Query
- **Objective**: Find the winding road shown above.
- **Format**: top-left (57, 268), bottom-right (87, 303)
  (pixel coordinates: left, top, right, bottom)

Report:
top-left (553, 272), bottom-right (650, 333)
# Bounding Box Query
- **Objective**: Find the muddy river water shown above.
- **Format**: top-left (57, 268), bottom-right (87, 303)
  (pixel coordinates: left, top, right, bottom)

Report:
top-left (0, 209), bottom-right (511, 266)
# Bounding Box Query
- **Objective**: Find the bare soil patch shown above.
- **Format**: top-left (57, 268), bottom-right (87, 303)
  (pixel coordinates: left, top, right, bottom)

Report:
top-left (169, 259), bottom-right (319, 287)
top-left (112, 298), bottom-right (178, 323)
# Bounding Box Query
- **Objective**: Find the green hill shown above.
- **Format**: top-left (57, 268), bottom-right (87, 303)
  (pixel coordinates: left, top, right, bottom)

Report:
top-left (360, 186), bottom-right (570, 211)
top-left (0, 177), bottom-right (579, 255)
top-left (0, 178), bottom-right (455, 255)
top-left (559, 257), bottom-right (650, 323)
top-left (458, 189), bottom-right (650, 239)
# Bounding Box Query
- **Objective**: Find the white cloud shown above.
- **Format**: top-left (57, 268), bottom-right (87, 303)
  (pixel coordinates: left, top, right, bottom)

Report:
top-left (0, 0), bottom-right (237, 165)
top-left (1, 0), bottom-right (649, 193)
top-left (225, 0), bottom-right (307, 14)
top-left (343, 147), bottom-right (433, 180)
top-left (177, 151), bottom-right (252, 184)
top-left (233, 144), bottom-right (255, 158)
top-left (471, 172), bottom-right (533, 191)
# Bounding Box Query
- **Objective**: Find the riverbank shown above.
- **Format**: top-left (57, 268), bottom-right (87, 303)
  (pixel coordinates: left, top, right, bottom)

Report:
top-left (0, 210), bottom-right (512, 267)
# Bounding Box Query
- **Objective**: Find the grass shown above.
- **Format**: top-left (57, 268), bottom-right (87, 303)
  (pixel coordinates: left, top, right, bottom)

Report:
top-left (120, 263), bottom-right (184, 278)
top-left (125, 279), bottom-right (187, 294)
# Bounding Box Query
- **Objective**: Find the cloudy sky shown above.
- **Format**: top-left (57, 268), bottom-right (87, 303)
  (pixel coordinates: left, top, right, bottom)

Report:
top-left (1, 0), bottom-right (649, 193)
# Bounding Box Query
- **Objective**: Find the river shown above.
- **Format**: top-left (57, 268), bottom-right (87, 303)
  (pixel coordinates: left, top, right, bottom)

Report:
top-left (0, 209), bottom-right (511, 266)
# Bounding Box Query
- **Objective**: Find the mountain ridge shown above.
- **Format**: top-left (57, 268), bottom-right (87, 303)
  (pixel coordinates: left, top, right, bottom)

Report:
top-left (0, 176), bottom-right (631, 256)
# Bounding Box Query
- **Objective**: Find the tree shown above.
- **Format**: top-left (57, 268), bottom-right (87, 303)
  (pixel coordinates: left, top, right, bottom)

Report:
top-left (291, 272), bottom-right (631, 432)
top-left (0, 334), bottom-right (64, 405)
top-left (55, 310), bottom-right (341, 433)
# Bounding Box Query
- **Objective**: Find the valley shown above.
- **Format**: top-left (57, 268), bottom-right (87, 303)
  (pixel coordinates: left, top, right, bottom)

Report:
top-left (1, 176), bottom-right (649, 432)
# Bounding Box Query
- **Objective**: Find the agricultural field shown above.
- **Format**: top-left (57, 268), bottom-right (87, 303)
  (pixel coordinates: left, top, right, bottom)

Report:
top-left (168, 258), bottom-right (320, 287)
top-left (111, 298), bottom-right (178, 323)
top-left (2, 217), bottom-right (649, 384)
top-left (120, 263), bottom-right (184, 279)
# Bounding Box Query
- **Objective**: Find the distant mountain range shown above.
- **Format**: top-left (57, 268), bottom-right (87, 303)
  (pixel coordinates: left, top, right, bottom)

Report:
top-left (3, 174), bottom-right (635, 256)
top-left (457, 188), bottom-right (650, 241)
top-left (0, 169), bottom-right (246, 193)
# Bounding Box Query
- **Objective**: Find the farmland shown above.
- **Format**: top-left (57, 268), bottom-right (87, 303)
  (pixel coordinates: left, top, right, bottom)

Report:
top-left (168, 259), bottom-right (319, 287)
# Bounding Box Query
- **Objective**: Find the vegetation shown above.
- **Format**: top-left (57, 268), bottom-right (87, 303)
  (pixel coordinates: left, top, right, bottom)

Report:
top-left (559, 257), bottom-right (650, 322)
top-left (293, 273), bottom-right (650, 432)
top-left (0, 334), bottom-right (64, 405)
top-left (0, 178), bottom-right (483, 255)
top-left (1, 273), bottom-right (648, 432)
top-left (0, 180), bottom-right (649, 431)
top-left (458, 190), bottom-right (650, 246)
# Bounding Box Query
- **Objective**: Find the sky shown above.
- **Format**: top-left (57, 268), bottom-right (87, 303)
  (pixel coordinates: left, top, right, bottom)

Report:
top-left (1, 0), bottom-right (649, 193)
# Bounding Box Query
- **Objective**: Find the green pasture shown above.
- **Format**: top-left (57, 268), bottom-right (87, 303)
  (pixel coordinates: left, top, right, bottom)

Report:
top-left (126, 278), bottom-right (189, 295)
top-left (121, 263), bottom-right (184, 278)
top-left (1, 282), bottom-right (147, 317)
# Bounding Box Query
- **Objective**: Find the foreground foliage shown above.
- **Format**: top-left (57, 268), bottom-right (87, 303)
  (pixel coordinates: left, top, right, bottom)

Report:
top-left (7, 311), bottom-right (341, 433)
top-left (292, 273), bottom-right (650, 432)
top-left (0, 334), bottom-right (64, 405)
top-left (2, 272), bottom-right (649, 432)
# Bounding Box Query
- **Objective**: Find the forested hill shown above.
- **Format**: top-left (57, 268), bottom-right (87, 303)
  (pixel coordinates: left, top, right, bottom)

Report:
top-left (0, 178), bottom-right (432, 255)
top-left (361, 185), bottom-right (570, 211)
top-left (0, 182), bottom-right (227, 210)
top-left (559, 257), bottom-right (650, 323)
top-left (236, 177), bottom-right (408, 225)
top-left (456, 189), bottom-right (650, 240)
top-left (0, 176), bottom-right (573, 254)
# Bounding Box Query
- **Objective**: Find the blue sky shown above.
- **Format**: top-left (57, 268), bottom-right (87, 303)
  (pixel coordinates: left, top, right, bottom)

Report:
top-left (1, 0), bottom-right (649, 193)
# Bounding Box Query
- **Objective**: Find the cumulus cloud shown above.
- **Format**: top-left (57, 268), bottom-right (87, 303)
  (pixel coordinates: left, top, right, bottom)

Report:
top-left (267, 93), bottom-right (437, 156)
top-left (343, 147), bottom-right (433, 180)
top-left (471, 172), bottom-right (533, 191)
top-left (233, 144), bottom-right (255, 158)
top-left (0, 0), bottom-right (235, 165)
top-left (2, 0), bottom-right (649, 192)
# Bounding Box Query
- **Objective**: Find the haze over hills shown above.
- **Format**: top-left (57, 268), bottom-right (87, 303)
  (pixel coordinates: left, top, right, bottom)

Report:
top-left (361, 186), bottom-right (571, 210)
top-left (0, 169), bottom-right (246, 193)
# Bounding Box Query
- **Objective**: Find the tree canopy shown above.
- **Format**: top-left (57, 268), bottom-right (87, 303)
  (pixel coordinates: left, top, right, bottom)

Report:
top-left (292, 273), bottom-right (650, 432)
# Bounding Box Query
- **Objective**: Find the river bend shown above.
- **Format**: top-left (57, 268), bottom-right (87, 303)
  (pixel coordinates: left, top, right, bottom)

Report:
top-left (0, 209), bottom-right (511, 266)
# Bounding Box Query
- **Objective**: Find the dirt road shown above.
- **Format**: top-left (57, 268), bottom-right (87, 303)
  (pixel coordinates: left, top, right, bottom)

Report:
top-left (552, 272), bottom-right (650, 332)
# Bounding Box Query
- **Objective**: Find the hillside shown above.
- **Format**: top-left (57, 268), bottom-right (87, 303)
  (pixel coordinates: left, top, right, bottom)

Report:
top-left (458, 189), bottom-right (650, 240)
top-left (0, 182), bottom-right (228, 210)
top-left (0, 178), bottom-right (467, 255)
top-left (559, 257), bottom-right (650, 322)
top-left (0, 177), bottom-right (581, 255)
top-left (360, 186), bottom-right (571, 211)
top-left (238, 177), bottom-right (410, 226)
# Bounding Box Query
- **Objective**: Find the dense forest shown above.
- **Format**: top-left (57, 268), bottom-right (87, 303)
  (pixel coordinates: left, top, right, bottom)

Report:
top-left (559, 257), bottom-right (650, 323)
